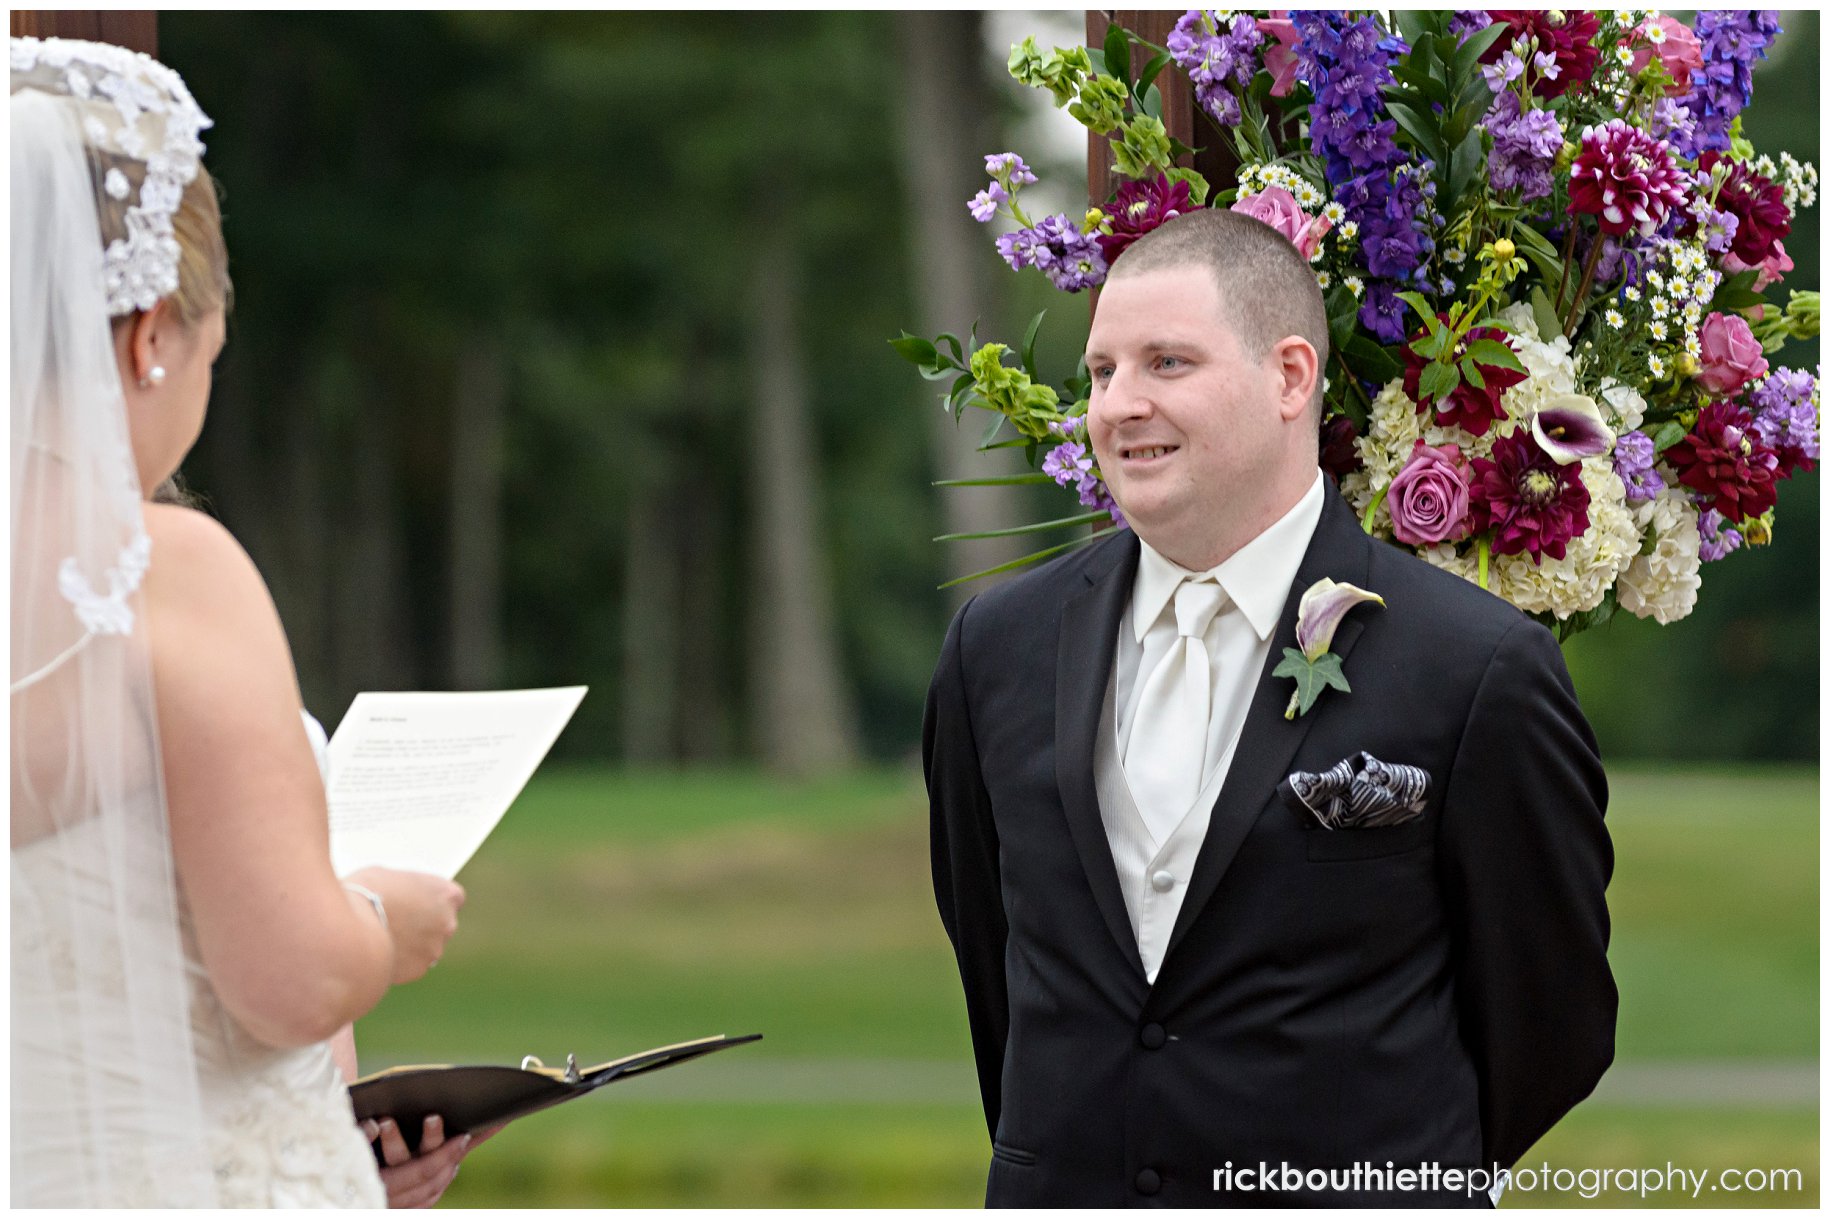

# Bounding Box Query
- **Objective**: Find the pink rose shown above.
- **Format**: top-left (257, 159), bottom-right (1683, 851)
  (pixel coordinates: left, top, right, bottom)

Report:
top-left (1724, 240), bottom-right (1794, 291)
top-left (1694, 312), bottom-right (1769, 397)
top-left (1629, 16), bottom-right (1704, 93)
top-left (1387, 440), bottom-right (1473, 546)
top-left (1230, 186), bottom-right (1331, 260)
top-left (1259, 11), bottom-right (1301, 98)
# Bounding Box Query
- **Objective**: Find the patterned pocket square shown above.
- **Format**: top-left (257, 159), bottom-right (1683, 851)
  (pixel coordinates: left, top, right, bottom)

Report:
top-left (1278, 751), bottom-right (1430, 829)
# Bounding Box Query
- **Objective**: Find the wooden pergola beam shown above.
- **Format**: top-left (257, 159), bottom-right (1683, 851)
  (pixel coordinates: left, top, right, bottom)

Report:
top-left (11, 11), bottom-right (158, 56)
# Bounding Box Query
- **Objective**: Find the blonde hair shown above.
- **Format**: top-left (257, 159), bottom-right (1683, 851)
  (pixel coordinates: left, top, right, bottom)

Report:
top-left (94, 154), bottom-right (232, 326)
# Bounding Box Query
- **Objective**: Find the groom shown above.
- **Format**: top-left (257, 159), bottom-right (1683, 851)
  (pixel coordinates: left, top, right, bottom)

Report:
top-left (924, 209), bottom-right (1616, 1207)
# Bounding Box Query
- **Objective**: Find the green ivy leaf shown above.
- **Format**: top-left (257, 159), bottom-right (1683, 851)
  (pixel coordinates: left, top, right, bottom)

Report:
top-left (1272, 647), bottom-right (1349, 718)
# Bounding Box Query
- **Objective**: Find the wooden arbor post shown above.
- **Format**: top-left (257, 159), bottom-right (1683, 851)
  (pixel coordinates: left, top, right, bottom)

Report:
top-left (10, 10), bottom-right (158, 54)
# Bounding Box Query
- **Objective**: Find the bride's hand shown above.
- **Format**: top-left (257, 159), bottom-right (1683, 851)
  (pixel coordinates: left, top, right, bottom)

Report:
top-left (344, 867), bottom-right (465, 984)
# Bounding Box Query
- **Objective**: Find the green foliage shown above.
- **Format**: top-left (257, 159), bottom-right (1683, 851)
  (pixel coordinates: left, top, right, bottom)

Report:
top-left (352, 765), bottom-right (1816, 1205)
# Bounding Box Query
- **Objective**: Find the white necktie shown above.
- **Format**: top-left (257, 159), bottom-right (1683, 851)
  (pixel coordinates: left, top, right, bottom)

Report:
top-left (1124, 577), bottom-right (1229, 844)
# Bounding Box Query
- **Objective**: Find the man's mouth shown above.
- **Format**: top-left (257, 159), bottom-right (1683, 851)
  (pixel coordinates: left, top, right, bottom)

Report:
top-left (1120, 444), bottom-right (1180, 462)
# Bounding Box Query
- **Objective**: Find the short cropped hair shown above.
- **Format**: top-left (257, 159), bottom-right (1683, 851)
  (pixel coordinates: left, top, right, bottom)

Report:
top-left (1109, 208), bottom-right (1329, 418)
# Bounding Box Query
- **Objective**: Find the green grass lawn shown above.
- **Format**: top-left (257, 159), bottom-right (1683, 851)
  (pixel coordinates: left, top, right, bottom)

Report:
top-left (354, 762), bottom-right (1817, 1207)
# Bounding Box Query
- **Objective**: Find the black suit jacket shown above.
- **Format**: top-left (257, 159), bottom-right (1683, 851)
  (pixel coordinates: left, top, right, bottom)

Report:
top-left (924, 483), bottom-right (1616, 1207)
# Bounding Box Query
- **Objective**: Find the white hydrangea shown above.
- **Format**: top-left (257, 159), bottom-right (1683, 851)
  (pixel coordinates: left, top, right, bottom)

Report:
top-left (1417, 541), bottom-right (1484, 586)
top-left (1598, 378), bottom-right (1647, 433)
top-left (1616, 486), bottom-right (1702, 624)
top-left (1488, 458), bottom-right (1640, 618)
top-left (1342, 379), bottom-right (1424, 535)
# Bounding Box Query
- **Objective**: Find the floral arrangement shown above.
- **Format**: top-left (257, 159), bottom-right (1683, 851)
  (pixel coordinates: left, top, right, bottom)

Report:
top-left (895, 10), bottom-right (1819, 637)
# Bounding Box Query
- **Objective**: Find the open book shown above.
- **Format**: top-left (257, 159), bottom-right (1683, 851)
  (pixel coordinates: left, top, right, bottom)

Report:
top-left (350, 1034), bottom-right (762, 1157)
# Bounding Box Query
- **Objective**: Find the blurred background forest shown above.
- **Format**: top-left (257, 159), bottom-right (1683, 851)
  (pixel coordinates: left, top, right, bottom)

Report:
top-left (161, 9), bottom-right (1819, 771)
top-left (141, 10), bottom-right (1818, 1208)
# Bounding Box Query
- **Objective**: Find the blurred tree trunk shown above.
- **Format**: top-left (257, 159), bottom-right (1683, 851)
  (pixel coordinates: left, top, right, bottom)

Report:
top-left (331, 358), bottom-right (410, 700)
top-left (896, 9), bottom-right (1024, 604)
top-left (674, 474), bottom-right (730, 761)
top-left (744, 218), bottom-right (861, 776)
top-left (620, 471), bottom-right (680, 763)
top-left (448, 338), bottom-right (505, 689)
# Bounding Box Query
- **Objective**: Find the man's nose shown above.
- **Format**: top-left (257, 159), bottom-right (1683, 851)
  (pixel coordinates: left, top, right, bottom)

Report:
top-left (1094, 366), bottom-right (1154, 422)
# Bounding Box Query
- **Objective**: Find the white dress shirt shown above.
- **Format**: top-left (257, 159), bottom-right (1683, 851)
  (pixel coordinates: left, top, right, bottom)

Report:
top-left (1095, 470), bottom-right (1325, 982)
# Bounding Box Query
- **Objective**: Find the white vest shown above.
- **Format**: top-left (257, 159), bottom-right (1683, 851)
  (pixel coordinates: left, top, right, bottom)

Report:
top-left (1092, 670), bottom-right (1237, 984)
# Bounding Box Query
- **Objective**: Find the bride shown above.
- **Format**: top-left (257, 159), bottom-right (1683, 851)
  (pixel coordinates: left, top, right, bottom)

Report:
top-left (12, 37), bottom-right (466, 1205)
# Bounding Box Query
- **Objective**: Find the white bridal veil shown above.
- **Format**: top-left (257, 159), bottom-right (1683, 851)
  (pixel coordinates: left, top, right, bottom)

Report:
top-left (11, 37), bottom-right (218, 1205)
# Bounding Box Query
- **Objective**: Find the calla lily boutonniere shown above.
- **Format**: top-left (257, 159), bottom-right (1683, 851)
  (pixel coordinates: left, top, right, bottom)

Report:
top-left (1274, 578), bottom-right (1385, 720)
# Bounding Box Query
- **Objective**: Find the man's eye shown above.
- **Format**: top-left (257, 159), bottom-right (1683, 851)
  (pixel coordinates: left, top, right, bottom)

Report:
top-left (1092, 365), bottom-right (1114, 381)
top-left (1158, 356), bottom-right (1182, 370)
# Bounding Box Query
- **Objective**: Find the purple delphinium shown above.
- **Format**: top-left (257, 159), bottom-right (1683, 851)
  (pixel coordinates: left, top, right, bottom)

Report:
top-left (1676, 11), bottom-right (1782, 157)
top-left (1358, 280), bottom-right (1408, 344)
top-left (1749, 368), bottom-right (1820, 475)
top-left (1293, 12), bottom-right (1437, 318)
top-left (1168, 11), bottom-right (1264, 128)
top-left (1696, 507), bottom-right (1745, 561)
top-left (1611, 430), bottom-right (1666, 503)
top-left (1485, 90), bottom-right (1563, 202)
top-left (1448, 10), bottom-right (1492, 44)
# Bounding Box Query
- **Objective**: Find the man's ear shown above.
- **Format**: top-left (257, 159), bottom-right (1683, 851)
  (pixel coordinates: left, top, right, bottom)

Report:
top-left (1272, 335), bottom-right (1320, 424)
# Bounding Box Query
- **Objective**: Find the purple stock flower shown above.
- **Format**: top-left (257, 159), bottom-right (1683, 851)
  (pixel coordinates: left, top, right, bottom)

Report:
top-left (1611, 430), bottom-right (1666, 503)
top-left (1486, 91), bottom-right (1563, 202)
top-left (1042, 440), bottom-right (1093, 487)
top-left (996, 214), bottom-right (1109, 291)
top-left (984, 152), bottom-right (1038, 186)
top-left (1675, 11), bottom-right (1782, 157)
top-left (1168, 11), bottom-right (1264, 128)
top-left (1697, 507), bottom-right (1744, 561)
top-left (1650, 97), bottom-right (1698, 147)
top-left (968, 181), bottom-right (1008, 223)
top-left (1750, 368), bottom-right (1820, 476)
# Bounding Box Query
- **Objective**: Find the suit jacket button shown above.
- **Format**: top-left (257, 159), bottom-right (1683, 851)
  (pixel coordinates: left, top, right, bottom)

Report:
top-left (1135, 1168), bottom-right (1162, 1195)
top-left (1139, 1023), bottom-right (1166, 1050)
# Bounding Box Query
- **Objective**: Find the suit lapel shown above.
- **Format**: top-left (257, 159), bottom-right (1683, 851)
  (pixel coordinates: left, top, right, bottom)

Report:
top-left (1055, 530), bottom-right (1149, 981)
top-left (1159, 488), bottom-right (1376, 971)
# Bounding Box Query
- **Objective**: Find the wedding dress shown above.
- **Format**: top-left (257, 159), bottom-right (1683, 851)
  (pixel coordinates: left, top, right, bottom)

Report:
top-left (13, 792), bottom-right (386, 1207)
top-left (11, 36), bottom-right (382, 1206)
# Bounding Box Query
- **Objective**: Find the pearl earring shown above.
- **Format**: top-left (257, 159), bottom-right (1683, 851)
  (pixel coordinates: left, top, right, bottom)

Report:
top-left (139, 365), bottom-right (166, 389)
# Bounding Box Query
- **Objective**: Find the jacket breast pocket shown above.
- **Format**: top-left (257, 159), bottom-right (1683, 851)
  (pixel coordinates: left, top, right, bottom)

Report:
top-left (1304, 815), bottom-right (1431, 862)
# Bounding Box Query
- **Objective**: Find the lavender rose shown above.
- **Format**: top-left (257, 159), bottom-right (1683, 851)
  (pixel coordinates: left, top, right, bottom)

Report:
top-left (1387, 440), bottom-right (1474, 545)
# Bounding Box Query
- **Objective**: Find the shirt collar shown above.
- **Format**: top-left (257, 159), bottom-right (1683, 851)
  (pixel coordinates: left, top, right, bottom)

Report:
top-left (1131, 469), bottom-right (1327, 644)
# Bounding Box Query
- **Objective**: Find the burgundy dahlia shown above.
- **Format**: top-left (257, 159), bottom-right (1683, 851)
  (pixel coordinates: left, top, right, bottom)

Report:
top-left (1319, 413), bottom-right (1364, 481)
top-left (1568, 120), bottom-right (1689, 237)
top-left (1401, 322), bottom-right (1529, 436)
top-left (1700, 150), bottom-right (1791, 267)
top-left (1480, 10), bottom-right (1599, 98)
top-left (1097, 172), bottom-right (1196, 264)
top-left (1469, 430), bottom-right (1591, 562)
top-left (1664, 401), bottom-right (1782, 523)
